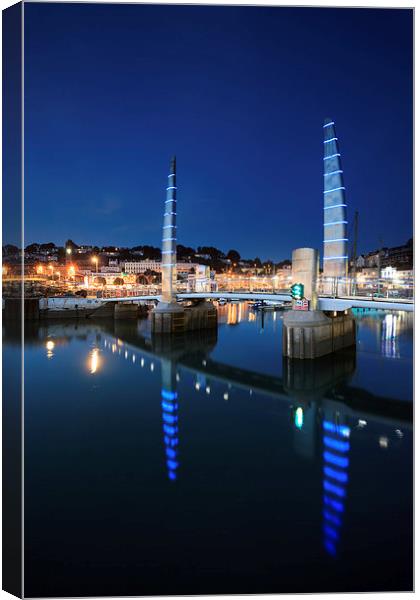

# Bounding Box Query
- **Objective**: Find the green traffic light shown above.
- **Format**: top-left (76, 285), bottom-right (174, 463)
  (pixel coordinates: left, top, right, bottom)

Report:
top-left (290, 283), bottom-right (304, 300)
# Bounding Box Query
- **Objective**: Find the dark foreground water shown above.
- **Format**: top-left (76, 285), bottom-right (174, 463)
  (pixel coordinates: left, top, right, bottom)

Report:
top-left (4, 304), bottom-right (413, 596)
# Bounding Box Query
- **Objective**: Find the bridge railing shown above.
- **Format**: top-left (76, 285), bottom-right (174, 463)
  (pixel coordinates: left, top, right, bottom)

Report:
top-left (318, 276), bottom-right (413, 300)
top-left (67, 274), bottom-right (413, 302)
top-left (100, 286), bottom-right (160, 299)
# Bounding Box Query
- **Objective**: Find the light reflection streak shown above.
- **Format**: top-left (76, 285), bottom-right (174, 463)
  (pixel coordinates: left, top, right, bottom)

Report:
top-left (46, 339), bottom-right (55, 359)
top-left (89, 348), bottom-right (100, 374)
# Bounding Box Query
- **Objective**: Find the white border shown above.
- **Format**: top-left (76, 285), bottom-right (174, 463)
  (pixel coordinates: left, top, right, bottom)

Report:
top-left (0, 2), bottom-right (415, 600)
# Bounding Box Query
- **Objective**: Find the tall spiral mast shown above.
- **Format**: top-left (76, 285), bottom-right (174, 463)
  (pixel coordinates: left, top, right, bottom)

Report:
top-left (161, 156), bottom-right (177, 304)
top-left (323, 118), bottom-right (348, 281)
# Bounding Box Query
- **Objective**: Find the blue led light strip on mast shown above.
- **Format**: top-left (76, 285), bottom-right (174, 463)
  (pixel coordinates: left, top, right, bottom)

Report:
top-left (324, 153), bottom-right (341, 160)
top-left (324, 170), bottom-right (343, 177)
top-left (324, 187), bottom-right (346, 195)
top-left (324, 256), bottom-right (348, 261)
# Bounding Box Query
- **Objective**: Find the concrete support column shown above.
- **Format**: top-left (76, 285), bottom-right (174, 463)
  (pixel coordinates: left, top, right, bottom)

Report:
top-left (283, 310), bottom-right (356, 359)
top-left (291, 247), bottom-right (319, 309)
top-left (283, 247), bottom-right (355, 359)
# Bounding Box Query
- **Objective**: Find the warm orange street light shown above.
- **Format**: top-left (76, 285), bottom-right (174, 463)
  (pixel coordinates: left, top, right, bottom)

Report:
top-left (92, 256), bottom-right (99, 273)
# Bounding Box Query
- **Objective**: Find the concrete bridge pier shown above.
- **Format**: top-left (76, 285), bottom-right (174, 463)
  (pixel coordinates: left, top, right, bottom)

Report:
top-left (283, 248), bottom-right (356, 359)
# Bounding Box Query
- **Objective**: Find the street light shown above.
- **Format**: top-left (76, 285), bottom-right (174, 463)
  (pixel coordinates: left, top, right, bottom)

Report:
top-left (92, 256), bottom-right (99, 273)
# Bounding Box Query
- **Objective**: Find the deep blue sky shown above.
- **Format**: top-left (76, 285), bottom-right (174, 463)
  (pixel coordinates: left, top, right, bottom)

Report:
top-left (24, 3), bottom-right (413, 261)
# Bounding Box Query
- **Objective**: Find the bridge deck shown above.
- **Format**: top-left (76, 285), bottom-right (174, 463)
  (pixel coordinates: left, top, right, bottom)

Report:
top-left (102, 292), bottom-right (414, 312)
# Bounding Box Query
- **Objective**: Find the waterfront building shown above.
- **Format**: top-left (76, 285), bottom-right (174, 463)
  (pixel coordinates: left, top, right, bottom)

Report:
top-left (323, 118), bottom-right (348, 279)
top-left (124, 260), bottom-right (202, 276)
top-left (124, 260), bottom-right (162, 273)
top-left (354, 255), bottom-right (366, 268)
top-left (275, 266), bottom-right (293, 287)
top-left (382, 266), bottom-right (397, 280)
top-left (355, 240), bottom-right (413, 272)
top-left (75, 245), bottom-right (94, 254)
top-left (382, 238), bottom-right (413, 269)
top-left (381, 266), bottom-right (413, 282)
top-left (99, 262), bottom-right (122, 273)
top-left (82, 272), bottom-right (136, 286)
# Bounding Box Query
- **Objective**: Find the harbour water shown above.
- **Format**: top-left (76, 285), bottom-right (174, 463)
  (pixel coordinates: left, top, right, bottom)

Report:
top-left (3, 303), bottom-right (413, 596)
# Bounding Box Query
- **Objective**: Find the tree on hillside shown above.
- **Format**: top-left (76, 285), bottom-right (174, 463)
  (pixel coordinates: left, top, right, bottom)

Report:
top-left (3, 245), bottom-right (19, 256)
top-left (277, 259), bottom-right (291, 268)
top-left (197, 246), bottom-right (225, 260)
top-left (40, 242), bottom-right (57, 251)
top-left (142, 245), bottom-right (161, 260)
top-left (227, 249), bottom-right (241, 264)
top-left (177, 244), bottom-right (196, 260)
top-left (25, 243), bottom-right (40, 253)
top-left (65, 239), bottom-right (79, 250)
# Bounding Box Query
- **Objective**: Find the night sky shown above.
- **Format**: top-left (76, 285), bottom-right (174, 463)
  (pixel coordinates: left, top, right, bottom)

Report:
top-left (23, 3), bottom-right (413, 261)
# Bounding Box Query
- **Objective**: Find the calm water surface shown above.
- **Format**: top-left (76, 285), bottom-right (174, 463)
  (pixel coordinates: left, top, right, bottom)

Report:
top-left (4, 304), bottom-right (413, 596)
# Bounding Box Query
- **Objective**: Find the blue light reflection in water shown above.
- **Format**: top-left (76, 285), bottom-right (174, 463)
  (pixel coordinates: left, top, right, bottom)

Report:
top-left (322, 418), bottom-right (351, 557)
top-left (161, 389), bottom-right (179, 481)
top-left (10, 303), bottom-right (412, 596)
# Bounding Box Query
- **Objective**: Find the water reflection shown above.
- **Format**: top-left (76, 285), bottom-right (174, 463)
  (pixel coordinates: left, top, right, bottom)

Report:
top-left (88, 347), bottom-right (100, 374)
top-left (161, 359), bottom-right (179, 481)
top-left (352, 308), bottom-right (412, 360)
top-left (5, 307), bottom-right (413, 594)
top-left (45, 339), bottom-right (55, 359)
top-left (322, 420), bottom-right (350, 557)
top-left (381, 313), bottom-right (399, 358)
top-left (19, 318), bottom-right (412, 470)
